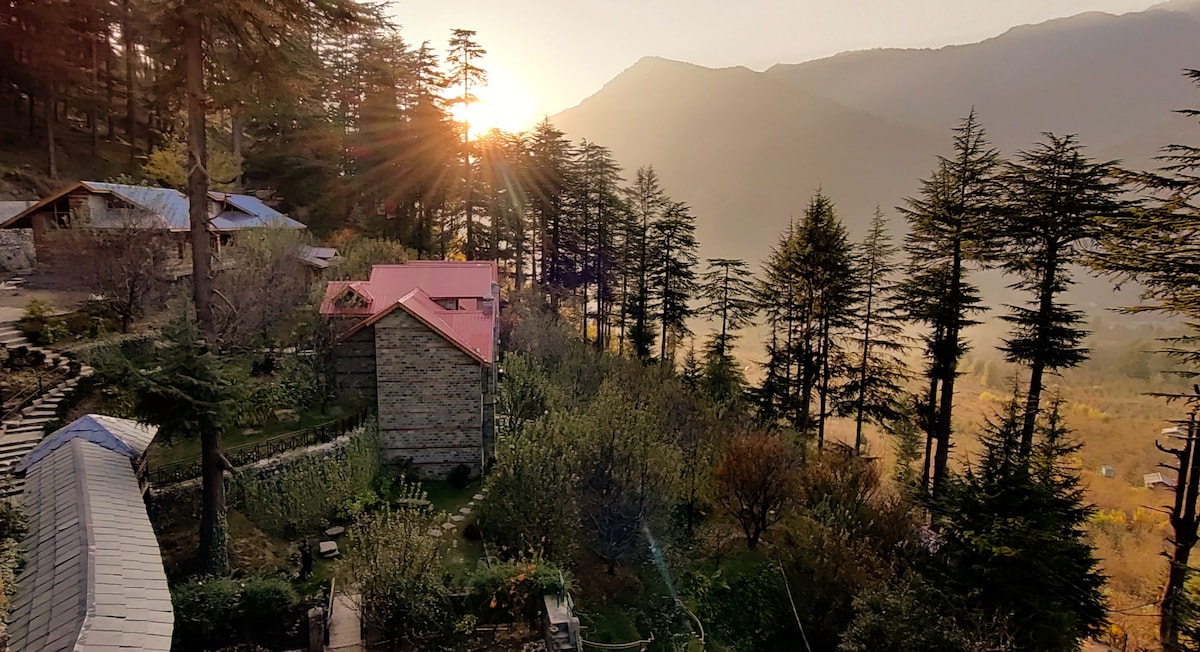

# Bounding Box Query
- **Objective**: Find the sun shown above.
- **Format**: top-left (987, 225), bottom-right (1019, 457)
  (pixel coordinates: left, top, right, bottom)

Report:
top-left (450, 65), bottom-right (537, 139)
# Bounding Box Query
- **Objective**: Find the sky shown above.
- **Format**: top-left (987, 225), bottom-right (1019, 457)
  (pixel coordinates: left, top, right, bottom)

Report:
top-left (391, 0), bottom-right (1164, 132)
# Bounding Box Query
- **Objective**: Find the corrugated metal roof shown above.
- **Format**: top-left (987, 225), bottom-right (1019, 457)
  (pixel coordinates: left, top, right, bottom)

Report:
top-left (293, 245), bottom-right (342, 269)
top-left (0, 201), bottom-right (36, 223)
top-left (321, 261), bottom-right (498, 364)
top-left (10, 423), bottom-right (173, 652)
top-left (16, 414), bottom-right (156, 473)
top-left (77, 182), bottom-right (304, 231)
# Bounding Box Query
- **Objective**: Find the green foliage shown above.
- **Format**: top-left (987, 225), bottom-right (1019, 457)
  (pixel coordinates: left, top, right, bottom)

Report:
top-left (233, 357), bottom-right (321, 428)
top-left (576, 379), bottom-right (682, 573)
top-left (331, 237), bottom-right (412, 281)
top-left (927, 396), bottom-right (1106, 651)
top-left (127, 318), bottom-right (241, 445)
top-left (143, 130), bottom-right (242, 191)
top-left (170, 574), bottom-right (298, 651)
top-left (480, 417), bottom-right (581, 564)
top-left (468, 557), bottom-right (572, 624)
top-left (233, 420), bottom-right (380, 537)
top-left (18, 299), bottom-right (68, 345)
top-left (171, 576), bottom-right (243, 647)
top-left (496, 352), bottom-right (549, 438)
top-left (341, 507), bottom-right (453, 646)
top-left (839, 573), bottom-right (1014, 652)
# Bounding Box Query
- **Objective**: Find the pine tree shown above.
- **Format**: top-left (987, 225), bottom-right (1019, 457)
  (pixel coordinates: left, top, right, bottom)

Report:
top-left (996, 134), bottom-right (1126, 457)
top-left (841, 208), bottom-right (908, 455)
top-left (898, 110), bottom-right (1000, 497)
top-left (621, 166), bottom-right (668, 360)
top-left (1092, 69), bottom-right (1200, 373)
top-left (527, 119), bottom-right (572, 295)
top-left (649, 200), bottom-right (699, 363)
top-left (128, 318), bottom-right (240, 574)
top-left (755, 192), bottom-right (855, 443)
top-left (699, 258), bottom-right (757, 406)
top-left (447, 28), bottom-right (487, 259)
top-left (930, 396), bottom-right (1107, 652)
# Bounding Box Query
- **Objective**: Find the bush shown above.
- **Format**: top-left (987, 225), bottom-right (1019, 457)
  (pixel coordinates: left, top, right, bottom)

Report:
top-left (240, 575), bottom-right (299, 637)
top-left (171, 574), bottom-right (299, 651)
top-left (232, 420), bottom-right (380, 536)
top-left (468, 558), bottom-right (571, 625)
top-left (172, 576), bottom-right (242, 646)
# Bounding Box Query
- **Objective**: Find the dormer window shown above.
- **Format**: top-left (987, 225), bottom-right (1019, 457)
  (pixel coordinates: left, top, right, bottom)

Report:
top-left (436, 298), bottom-right (461, 310)
top-left (335, 287), bottom-right (370, 310)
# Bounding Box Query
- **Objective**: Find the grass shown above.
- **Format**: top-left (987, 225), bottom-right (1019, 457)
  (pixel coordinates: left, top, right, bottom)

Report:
top-left (144, 404), bottom-right (355, 469)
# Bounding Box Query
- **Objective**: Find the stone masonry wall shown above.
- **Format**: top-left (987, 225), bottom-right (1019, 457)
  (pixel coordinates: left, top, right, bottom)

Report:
top-left (374, 309), bottom-right (484, 478)
top-left (333, 327), bottom-right (377, 402)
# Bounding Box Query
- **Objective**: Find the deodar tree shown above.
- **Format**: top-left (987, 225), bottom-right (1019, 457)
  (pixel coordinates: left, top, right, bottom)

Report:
top-left (898, 109), bottom-right (999, 497)
top-left (1091, 68), bottom-right (1200, 651)
top-left (996, 133), bottom-right (1126, 457)
top-left (841, 208), bottom-right (907, 455)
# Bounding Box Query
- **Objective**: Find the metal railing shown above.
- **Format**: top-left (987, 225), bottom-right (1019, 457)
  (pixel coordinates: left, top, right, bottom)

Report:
top-left (149, 410), bottom-right (369, 485)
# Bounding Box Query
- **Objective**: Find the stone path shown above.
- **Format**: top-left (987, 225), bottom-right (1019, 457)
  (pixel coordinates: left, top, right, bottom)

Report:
top-left (0, 321), bottom-right (94, 499)
top-left (326, 593), bottom-right (363, 652)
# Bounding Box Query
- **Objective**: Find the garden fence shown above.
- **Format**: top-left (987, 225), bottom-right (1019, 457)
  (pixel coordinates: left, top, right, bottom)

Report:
top-left (148, 410), bottom-right (370, 486)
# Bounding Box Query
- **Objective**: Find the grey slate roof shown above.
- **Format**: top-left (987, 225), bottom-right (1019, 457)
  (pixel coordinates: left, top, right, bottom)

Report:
top-left (16, 414), bottom-right (155, 474)
top-left (9, 416), bottom-right (172, 652)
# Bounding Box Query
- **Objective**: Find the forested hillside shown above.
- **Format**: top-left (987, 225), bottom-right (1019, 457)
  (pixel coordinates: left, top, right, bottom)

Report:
top-left (4, 2), bottom-right (1200, 651)
top-left (553, 0), bottom-right (1200, 275)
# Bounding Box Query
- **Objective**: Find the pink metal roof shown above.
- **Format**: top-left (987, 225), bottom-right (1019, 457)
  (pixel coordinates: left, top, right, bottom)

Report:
top-left (322, 261), bottom-right (498, 364)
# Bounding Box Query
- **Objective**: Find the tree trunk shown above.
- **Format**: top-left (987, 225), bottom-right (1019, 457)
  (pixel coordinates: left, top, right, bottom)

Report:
top-left (91, 33), bottom-right (100, 155)
top-left (1020, 252), bottom-right (1059, 457)
top-left (198, 430), bottom-right (229, 575)
top-left (854, 281), bottom-right (875, 455)
top-left (123, 5), bottom-right (136, 160)
top-left (185, 19), bottom-right (215, 337)
top-left (230, 104), bottom-right (242, 162)
top-left (1162, 414), bottom-right (1200, 651)
top-left (920, 374), bottom-right (939, 493)
top-left (45, 87), bottom-right (57, 179)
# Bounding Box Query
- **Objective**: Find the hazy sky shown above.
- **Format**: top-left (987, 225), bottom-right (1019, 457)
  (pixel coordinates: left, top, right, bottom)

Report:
top-left (391, 0), bottom-right (1162, 128)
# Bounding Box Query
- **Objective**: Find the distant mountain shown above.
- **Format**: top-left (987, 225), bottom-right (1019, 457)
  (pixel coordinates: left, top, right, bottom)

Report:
top-left (552, 1), bottom-right (1200, 312)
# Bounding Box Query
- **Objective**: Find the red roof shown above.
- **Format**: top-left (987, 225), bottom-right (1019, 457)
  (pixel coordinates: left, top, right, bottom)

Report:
top-left (322, 261), bottom-right (498, 364)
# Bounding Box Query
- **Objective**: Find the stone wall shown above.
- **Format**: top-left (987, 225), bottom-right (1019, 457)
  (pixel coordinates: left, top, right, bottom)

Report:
top-left (333, 327), bottom-right (377, 401)
top-left (373, 309), bottom-right (486, 478)
top-left (0, 229), bottom-right (34, 273)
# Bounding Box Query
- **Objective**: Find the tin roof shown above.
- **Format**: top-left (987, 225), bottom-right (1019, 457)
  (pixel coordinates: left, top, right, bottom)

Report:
top-left (0, 181), bottom-right (306, 232)
top-left (321, 261), bottom-right (498, 364)
top-left (9, 415), bottom-right (172, 652)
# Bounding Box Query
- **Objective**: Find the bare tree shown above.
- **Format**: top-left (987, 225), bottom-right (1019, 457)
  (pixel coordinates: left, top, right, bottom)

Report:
top-left (716, 431), bottom-right (800, 550)
top-left (87, 228), bottom-right (173, 333)
top-left (210, 229), bottom-right (309, 351)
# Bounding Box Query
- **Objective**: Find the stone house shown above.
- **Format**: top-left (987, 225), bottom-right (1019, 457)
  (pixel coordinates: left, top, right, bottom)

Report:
top-left (320, 261), bottom-right (499, 478)
top-left (0, 181), bottom-right (307, 273)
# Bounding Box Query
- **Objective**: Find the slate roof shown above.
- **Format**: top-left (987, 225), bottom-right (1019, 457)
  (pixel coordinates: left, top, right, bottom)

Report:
top-left (9, 416), bottom-right (172, 652)
top-left (293, 245), bottom-right (343, 269)
top-left (0, 181), bottom-right (306, 231)
top-left (320, 261), bottom-right (499, 364)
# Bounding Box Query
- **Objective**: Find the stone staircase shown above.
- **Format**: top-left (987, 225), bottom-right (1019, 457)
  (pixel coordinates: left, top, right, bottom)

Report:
top-left (0, 322), bottom-right (93, 499)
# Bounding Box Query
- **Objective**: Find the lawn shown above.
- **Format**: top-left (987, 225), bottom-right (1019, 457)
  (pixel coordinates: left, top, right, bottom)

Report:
top-left (144, 404), bottom-right (357, 469)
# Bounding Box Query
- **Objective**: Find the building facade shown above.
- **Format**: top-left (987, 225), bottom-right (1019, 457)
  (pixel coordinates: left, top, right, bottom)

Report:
top-left (321, 261), bottom-right (499, 478)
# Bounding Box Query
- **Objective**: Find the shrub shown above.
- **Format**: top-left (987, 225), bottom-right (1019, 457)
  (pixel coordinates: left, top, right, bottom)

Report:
top-left (232, 420), bottom-right (380, 536)
top-left (240, 575), bottom-right (299, 641)
top-left (172, 576), bottom-right (242, 646)
top-left (171, 574), bottom-right (299, 651)
top-left (468, 557), bottom-right (571, 624)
